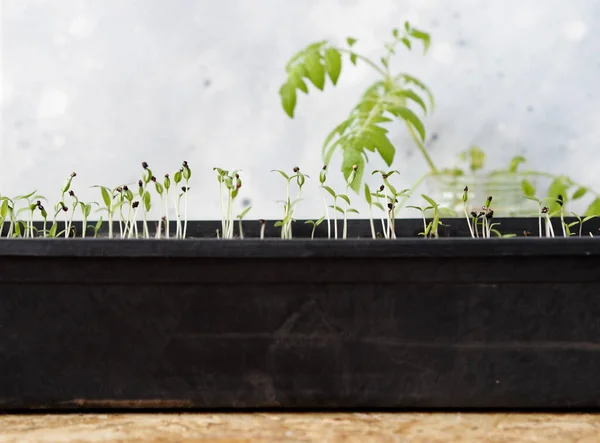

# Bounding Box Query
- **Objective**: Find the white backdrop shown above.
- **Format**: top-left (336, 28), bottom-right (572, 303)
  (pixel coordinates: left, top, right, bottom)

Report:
top-left (1, 0), bottom-right (599, 220)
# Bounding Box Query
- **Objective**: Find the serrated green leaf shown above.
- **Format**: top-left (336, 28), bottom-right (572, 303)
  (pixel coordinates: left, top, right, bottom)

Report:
top-left (398, 74), bottom-right (435, 111)
top-left (390, 106), bottom-right (426, 141)
top-left (346, 37), bottom-right (357, 46)
top-left (572, 187), bottom-right (587, 200)
top-left (585, 197), bottom-right (600, 216)
top-left (409, 28), bottom-right (431, 52)
top-left (341, 148), bottom-right (365, 192)
top-left (324, 48), bottom-right (342, 85)
top-left (393, 89), bottom-right (427, 114)
top-left (292, 75), bottom-right (309, 94)
top-left (521, 179), bottom-right (536, 197)
top-left (369, 131), bottom-right (395, 166)
top-left (305, 51), bottom-right (325, 90)
top-left (279, 81), bottom-right (297, 118)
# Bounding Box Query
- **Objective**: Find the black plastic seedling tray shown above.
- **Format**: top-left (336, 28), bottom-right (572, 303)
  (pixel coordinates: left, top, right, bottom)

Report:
top-left (0, 218), bottom-right (599, 410)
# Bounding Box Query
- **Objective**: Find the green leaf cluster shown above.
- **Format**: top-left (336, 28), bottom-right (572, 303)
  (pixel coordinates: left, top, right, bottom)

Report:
top-left (280, 24), bottom-right (434, 192)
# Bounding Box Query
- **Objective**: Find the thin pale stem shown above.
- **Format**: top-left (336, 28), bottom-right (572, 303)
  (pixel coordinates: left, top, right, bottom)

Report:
top-left (368, 207), bottom-right (376, 239)
top-left (183, 181), bottom-right (189, 239)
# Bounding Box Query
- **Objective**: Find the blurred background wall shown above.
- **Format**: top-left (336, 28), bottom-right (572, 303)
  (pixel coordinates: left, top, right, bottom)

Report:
top-left (1, 0), bottom-right (598, 219)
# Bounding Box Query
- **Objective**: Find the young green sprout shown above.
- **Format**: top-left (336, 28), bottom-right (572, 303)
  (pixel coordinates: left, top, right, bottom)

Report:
top-left (462, 186), bottom-right (475, 238)
top-left (342, 165), bottom-right (360, 239)
top-left (78, 200), bottom-right (97, 238)
top-left (182, 161), bottom-right (192, 239)
top-left (481, 196), bottom-right (494, 239)
top-left (272, 167), bottom-right (308, 239)
top-left (1, 196), bottom-right (18, 238)
top-left (259, 219), bottom-right (266, 240)
top-left (127, 201), bottom-right (140, 238)
top-left (36, 201), bottom-right (48, 237)
top-left (140, 162), bottom-right (154, 239)
top-left (421, 194), bottom-right (441, 238)
top-left (305, 216), bottom-right (325, 239)
top-left (371, 170), bottom-right (408, 239)
top-left (364, 184), bottom-right (382, 239)
top-left (556, 194), bottom-right (566, 238)
top-left (15, 191), bottom-right (43, 238)
top-left (568, 212), bottom-right (598, 237)
top-left (319, 165), bottom-right (331, 239)
top-left (66, 190), bottom-right (79, 238)
top-left (173, 167), bottom-right (184, 238)
top-left (542, 206), bottom-right (555, 238)
top-left (236, 206), bottom-right (252, 239)
top-left (524, 195), bottom-right (559, 237)
top-left (321, 185), bottom-right (339, 239)
top-left (163, 174), bottom-right (171, 238)
top-left (0, 197), bottom-right (10, 238)
top-left (92, 185), bottom-right (118, 238)
top-left (152, 176), bottom-right (165, 238)
top-left (407, 204), bottom-right (433, 238)
top-left (214, 168), bottom-right (244, 239)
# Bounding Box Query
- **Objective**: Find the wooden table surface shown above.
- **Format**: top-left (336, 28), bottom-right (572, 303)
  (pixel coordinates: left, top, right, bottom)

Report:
top-left (1, 413), bottom-right (600, 442)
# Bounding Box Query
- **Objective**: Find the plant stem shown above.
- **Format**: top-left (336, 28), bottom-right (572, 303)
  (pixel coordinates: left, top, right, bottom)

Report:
top-left (164, 191), bottom-right (170, 239)
top-left (219, 182), bottom-right (226, 238)
top-left (332, 197), bottom-right (338, 239)
top-left (560, 208), bottom-right (566, 238)
top-left (183, 181), bottom-right (189, 239)
top-left (343, 185), bottom-right (349, 240)
top-left (321, 190), bottom-right (331, 239)
top-left (406, 123), bottom-right (438, 174)
top-left (368, 206), bottom-right (376, 239)
top-left (29, 210), bottom-right (34, 238)
top-left (108, 210), bottom-right (113, 239)
top-left (463, 205), bottom-right (475, 238)
top-left (175, 193), bottom-right (182, 239)
top-left (336, 48), bottom-right (388, 77)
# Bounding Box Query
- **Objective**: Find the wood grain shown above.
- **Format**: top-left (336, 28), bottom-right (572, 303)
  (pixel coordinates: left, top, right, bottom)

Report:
top-left (1, 413), bottom-right (600, 442)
